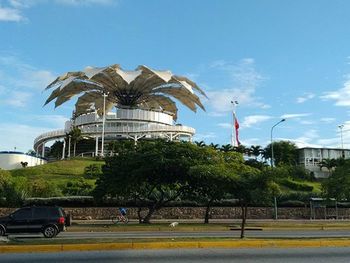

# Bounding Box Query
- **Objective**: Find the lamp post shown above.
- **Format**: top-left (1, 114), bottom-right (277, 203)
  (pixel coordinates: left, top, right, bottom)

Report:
top-left (270, 118), bottom-right (285, 220)
top-left (270, 119), bottom-right (286, 168)
top-left (338, 124), bottom-right (344, 149)
top-left (339, 124), bottom-right (344, 158)
top-left (101, 92), bottom-right (108, 157)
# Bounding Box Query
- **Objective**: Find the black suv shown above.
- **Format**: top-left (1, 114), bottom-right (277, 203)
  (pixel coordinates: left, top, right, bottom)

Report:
top-left (0, 206), bottom-right (71, 238)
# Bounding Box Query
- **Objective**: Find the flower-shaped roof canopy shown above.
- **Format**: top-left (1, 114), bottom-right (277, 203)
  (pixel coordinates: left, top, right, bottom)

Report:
top-left (44, 64), bottom-right (207, 120)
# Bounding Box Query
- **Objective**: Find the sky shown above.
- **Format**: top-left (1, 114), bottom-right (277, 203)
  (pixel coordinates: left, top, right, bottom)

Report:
top-left (1, 0), bottom-right (350, 152)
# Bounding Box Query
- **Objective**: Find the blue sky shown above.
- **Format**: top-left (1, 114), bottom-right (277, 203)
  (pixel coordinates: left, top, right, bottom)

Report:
top-left (1, 0), bottom-right (350, 152)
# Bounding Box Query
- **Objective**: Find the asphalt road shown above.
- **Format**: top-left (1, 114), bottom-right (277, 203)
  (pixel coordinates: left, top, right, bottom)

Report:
top-left (2, 248), bottom-right (350, 263)
top-left (7, 229), bottom-right (350, 241)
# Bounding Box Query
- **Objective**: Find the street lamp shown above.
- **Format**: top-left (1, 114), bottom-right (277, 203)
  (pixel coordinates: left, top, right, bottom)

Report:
top-left (338, 124), bottom-right (344, 158)
top-left (101, 92), bottom-right (108, 157)
top-left (338, 124), bottom-right (344, 149)
top-left (270, 119), bottom-right (286, 167)
top-left (270, 118), bottom-right (285, 221)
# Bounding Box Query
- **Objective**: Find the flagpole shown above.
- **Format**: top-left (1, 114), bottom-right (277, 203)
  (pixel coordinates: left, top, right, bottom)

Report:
top-left (231, 100), bottom-right (238, 147)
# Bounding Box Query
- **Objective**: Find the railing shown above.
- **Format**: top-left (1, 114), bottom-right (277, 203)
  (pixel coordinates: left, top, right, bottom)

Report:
top-left (34, 124), bottom-right (194, 148)
top-left (73, 108), bottom-right (174, 127)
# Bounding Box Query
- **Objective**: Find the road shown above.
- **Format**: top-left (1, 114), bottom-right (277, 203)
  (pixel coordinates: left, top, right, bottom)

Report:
top-left (1, 248), bottom-right (350, 262)
top-left (8, 229), bottom-right (350, 241)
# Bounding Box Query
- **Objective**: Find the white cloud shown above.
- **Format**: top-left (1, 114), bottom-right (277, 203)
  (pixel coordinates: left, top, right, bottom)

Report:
top-left (321, 74), bottom-right (350, 106)
top-left (217, 122), bottom-right (231, 129)
top-left (281, 113), bottom-right (311, 119)
top-left (206, 58), bottom-right (269, 114)
top-left (0, 123), bottom-right (52, 152)
top-left (4, 91), bottom-right (32, 107)
top-left (0, 55), bottom-right (56, 91)
top-left (241, 115), bottom-right (273, 128)
top-left (0, 0), bottom-right (116, 23)
top-left (320, 117), bottom-right (336, 124)
top-left (0, 6), bottom-right (23, 21)
top-left (31, 114), bottom-right (69, 128)
top-left (193, 132), bottom-right (217, 142)
top-left (296, 92), bottom-right (315, 104)
top-left (55, 0), bottom-right (116, 6)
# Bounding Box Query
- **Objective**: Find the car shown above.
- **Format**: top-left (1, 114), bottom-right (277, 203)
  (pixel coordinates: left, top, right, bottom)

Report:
top-left (0, 206), bottom-right (71, 238)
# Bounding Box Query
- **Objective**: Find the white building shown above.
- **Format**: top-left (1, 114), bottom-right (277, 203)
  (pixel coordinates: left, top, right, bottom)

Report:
top-left (298, 147), bottom-right (350, 178)
top-left (0, 151), bottom-right (47, 170)
top-left (34, 108), bottom-right (195, 158)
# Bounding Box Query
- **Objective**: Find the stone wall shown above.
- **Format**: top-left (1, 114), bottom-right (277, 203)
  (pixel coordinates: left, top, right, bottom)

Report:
top-left (1, 206), bottom-right (349, 220)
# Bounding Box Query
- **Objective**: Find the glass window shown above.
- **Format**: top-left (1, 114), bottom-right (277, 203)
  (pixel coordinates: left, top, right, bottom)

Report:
top-left (48, 208), bottom-right (61, 217)
top-left (12, 208), bottom-right (32, 220)
top-left (33, 208), bottom-right (48, 219)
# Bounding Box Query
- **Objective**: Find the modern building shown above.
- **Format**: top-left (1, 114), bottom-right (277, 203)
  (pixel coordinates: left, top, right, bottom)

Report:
top-left (298, 147), bottom-right (350, 178)
top-left (34, 108), bottom-right (195, 158)
top-left (34, 64), bottom-right (206, 158)
top-left (0, 151), bottom-right (47, 170)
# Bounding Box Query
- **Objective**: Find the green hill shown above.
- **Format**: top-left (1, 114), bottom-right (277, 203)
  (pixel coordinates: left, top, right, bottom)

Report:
top-left (9, 158), bottom-right (105, 185)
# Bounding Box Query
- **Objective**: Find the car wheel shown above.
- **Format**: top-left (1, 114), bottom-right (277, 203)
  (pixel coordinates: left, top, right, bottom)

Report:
top-left (0, 226), bottom-right (5, 236)
top-left (43, 226), bottom-right (57, 238)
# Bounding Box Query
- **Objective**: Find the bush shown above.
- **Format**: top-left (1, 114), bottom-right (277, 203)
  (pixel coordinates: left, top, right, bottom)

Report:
top-left (278, 200), bottom-right (306, 207)
top-left (84, 164), bottom-right (103, 179)
top-left (280, 178), bottom-right (314, 192)
top-left (62, 179), bottom-right (94, 196)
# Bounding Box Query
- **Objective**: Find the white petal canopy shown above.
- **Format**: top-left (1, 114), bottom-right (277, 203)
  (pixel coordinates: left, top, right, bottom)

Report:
top-left (45, 64), bottom-right (207, 120)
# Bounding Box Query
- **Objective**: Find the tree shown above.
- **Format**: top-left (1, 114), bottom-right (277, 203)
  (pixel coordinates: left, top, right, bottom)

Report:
top-left (322, 160), bottom-right (350, 200)
top-left (250, 145), bottom-right (262, 160)
top-left (229, 170), bottom-right (273, 238)
top-left (195, 141), bottom-right (206, 147)
top-left (188, 150), bottom-right (255, 224)
top-left (94, 140), bottom-right (214, 223)
top-left (319, 158), bottom-right (337, 173)
top-left (220, 144), bottom-right (233, 152)
top-left (264, 141), bottom-right (298, 166)
top-left (66, 126), bottom-right (82, 157)
top-left (209, 143), bottom-right (219, 150)
top-left (48, 140), bottom-right (63, 159)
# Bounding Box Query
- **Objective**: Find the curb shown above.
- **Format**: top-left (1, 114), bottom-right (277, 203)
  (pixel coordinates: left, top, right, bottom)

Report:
top-left (2, 239), bottom-right (350, 253)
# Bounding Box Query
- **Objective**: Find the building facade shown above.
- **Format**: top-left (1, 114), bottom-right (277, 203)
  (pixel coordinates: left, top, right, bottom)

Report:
top-left (298, 147), bottom-right (350, 178)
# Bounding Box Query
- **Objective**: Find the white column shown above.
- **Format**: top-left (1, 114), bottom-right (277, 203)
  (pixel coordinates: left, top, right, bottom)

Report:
top-left (61, 139), bottom-right (66, 160)
top-left (41, 142), bottom-right (45, 157)
top-left (68, 136), bottom-right (71, 158)
top-left (101, 93), bottom-right (108, 157)
top-left (95, 136), bottom-right (99, 156)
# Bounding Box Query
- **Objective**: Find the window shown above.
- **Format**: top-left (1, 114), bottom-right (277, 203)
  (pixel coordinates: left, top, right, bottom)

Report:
top-left (12, 208), bottom-right (32, 220)
top-left (48, 208), bottom-right (61, 217)
top-left (33, 208), bottom-right (48, 219)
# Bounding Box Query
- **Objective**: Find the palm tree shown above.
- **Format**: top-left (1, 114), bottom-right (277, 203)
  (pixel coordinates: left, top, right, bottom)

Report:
top-left (220, 144), bottom-right (233, 152)
top-left (44, 64), bottom-right (207, 120)
top-left (209, 143), bottom-right (219, 150)
top-left (250, 145), bottom-right (262, 160)
top-left (67, 126), bottom-right (82, 157)
top-left (319, 158), bottom-right (337, 173)
top-left (195, 141), bottom-right (206, 147)
top-left (234, 144), bottom-right (246, 154)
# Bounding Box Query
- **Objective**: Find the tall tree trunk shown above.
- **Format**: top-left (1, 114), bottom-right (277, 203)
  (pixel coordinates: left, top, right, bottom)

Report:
top-left (142, 205), bottom-right (157, 224)
top-left (240, 203), bottom-right (247, 239)
top-left (73, 142), bottom-right (76, 157)
top-left (204, 200), bottom-right (213, 224)
top-left (137, 207), bottom-right (143, 223)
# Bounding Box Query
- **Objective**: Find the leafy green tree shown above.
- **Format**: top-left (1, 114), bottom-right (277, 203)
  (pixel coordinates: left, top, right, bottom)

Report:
top-left (188, 165), bottom-right (233, 223)
top-left (220, 144), bottom-right (233, 152)
top-left (322, 160), bottom-right (350, 200)
top-left (94, 140), bottom-right (215, 223)
top-left (209, 143), bottom-right (219, 150)
top-left (66, 126), bottom-right (82, 157)
top-left (63, 179), bottom-right (94, 196)
top-left (250, 145), bottom-right (263, 160)
top-left (48, 140), bottom-right (63, 159)
top-left (319, 158), bottom-right (337, 173)
top-left (194, 141), bottom-right (206, 147)
top-left (189, 151), bottom-right (255, 224)
top-left (84, 164), bottom-right (103, 179)
top-left (230, 171), bottom-right (273, 238)
top-left (264, 141), bottom-right (298, 166)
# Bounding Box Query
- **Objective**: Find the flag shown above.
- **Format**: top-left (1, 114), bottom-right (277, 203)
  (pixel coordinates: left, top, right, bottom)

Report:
top-left (233, 112), bottom-right (241, 146)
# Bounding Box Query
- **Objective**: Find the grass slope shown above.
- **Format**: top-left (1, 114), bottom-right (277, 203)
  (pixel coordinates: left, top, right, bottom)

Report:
top-left (9, 158), bottom-right (105, 184)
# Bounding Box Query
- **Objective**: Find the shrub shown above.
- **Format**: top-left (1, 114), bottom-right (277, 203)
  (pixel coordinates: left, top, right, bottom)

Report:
top-left (280, 178), bottom-right (314, 192)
